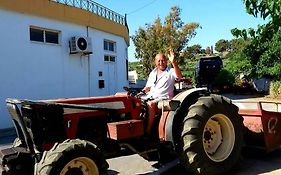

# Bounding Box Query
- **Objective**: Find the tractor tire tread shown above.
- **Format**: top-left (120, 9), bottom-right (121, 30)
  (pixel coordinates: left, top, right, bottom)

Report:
top-left (178, 95), bottom-right (244, 175)
top-left (36, 139), bottom-right (108, 175)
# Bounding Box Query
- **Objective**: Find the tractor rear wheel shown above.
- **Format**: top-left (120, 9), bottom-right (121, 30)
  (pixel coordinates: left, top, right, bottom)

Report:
top-left (178, 94), bottom-right (244, 175)
top-left (35, 139), bottom-right (108, 175)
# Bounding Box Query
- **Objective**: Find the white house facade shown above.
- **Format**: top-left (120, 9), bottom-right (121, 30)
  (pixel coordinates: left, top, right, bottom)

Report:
top-left (0, 0), bottom-right (130, 129)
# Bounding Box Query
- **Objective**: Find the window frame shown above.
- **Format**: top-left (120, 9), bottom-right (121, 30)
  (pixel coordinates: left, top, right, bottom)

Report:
top-left (104, 55), bottom-right (116, 63)
top-left (30, 26), bottom-right (60, 45)
top-left (104, 39), bottom-right (116, 52)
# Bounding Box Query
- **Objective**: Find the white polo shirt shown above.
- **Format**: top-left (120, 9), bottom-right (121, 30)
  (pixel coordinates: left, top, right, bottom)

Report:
top-left (145, 67), bottom-right (178, 100)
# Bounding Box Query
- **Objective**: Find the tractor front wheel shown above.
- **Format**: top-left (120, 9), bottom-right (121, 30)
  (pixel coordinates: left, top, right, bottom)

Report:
top-left (178, 94), bottom-right (244, 175)
top-left (35, 139), bottom-right (108, 175)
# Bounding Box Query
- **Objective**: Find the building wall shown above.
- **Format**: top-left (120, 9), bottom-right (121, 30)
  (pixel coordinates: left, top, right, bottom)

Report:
top-left (0, 0), bottom-right (129, 45)
top-left (88, 29), bottom-right (128, 96)
top-left (0, 6), bottom-right (129, 129)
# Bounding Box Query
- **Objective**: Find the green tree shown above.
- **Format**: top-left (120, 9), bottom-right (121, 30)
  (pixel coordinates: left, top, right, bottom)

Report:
top-left (205, 46), bottom-right (211, 55)
top-left (131, 6), bottom-right (200, 78)
top-left (215, 39), bottom-right (230, 53)
top-left (224, 49), bottom-right (252, 77)
top-left (223, 38), bottom-right (252, 78)
top-left (181, 45), bottom-right (203, 65)
top-left (232, 0), bottom-right (281, 40)
top-left (186, 44), bottom-right (204, 57)
top-left (230, 0), bottom-right (281, 79)
top-left (256, 31), bottom-right (281, 78)
top-left (128, 61), bottom-right (146, 80)
top-left (229, 38), bottom-right (251, 51)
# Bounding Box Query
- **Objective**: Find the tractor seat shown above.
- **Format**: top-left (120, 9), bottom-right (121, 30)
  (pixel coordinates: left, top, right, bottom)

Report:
top-left (157, 100), bottom-right (180, 111)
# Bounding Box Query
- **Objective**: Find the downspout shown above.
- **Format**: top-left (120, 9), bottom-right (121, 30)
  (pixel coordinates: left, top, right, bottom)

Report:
top-left (87, 26), bottom-right (90, 97)
top-left (125, 14), bottom-right (129, 85)
top-left (125, 14), bottom-right (129, 34)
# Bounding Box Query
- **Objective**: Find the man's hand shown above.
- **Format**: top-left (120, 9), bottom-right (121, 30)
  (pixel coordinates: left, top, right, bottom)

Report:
top-left (143, 86), bottom-right (150, 93)
top-left (136, 90), bottom-right (146, 98)
top-left (168, 48), bottom-right (182, 79)
top-left (167, 49), bottom-right (175, 63)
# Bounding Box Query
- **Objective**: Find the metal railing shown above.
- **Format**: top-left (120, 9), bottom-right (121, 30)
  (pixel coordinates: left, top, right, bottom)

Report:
top-left (50, 0), bottom-right (126, 26)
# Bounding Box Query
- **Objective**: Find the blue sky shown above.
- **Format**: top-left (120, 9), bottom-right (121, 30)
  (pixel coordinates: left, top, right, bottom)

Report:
top-left (94, 0), bottom-right (267, 61)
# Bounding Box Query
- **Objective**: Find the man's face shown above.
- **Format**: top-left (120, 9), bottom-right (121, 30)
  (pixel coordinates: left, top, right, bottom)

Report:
top-left (155, 54), bottom-right (167, 71)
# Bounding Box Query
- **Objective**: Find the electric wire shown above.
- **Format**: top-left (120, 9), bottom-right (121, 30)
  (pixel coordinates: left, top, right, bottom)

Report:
top-left (127, 0), bottom-right (158, 15)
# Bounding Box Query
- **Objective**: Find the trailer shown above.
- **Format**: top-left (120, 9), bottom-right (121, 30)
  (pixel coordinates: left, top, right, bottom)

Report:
top-left (235, 100), bottom-right (281, 152)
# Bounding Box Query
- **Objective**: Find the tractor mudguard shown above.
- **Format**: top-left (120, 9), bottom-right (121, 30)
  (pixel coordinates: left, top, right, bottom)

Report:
top-left (159, 88), bottom-right (209, 144)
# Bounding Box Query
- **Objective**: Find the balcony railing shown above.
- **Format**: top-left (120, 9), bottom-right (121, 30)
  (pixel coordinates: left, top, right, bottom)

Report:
top-left (50, 0), bottom-right (126, 26)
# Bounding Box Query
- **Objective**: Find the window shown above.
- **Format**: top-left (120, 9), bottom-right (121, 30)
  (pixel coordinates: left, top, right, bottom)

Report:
top-left (99, 80), bottom-right (105, 88)
top-left (98, 71), bottom-right (103, 77)
top-left (30, 28), bottom-right (44, 42)
top-left (45, 31), bottom-right (59, 44)
top-left (104, 55), bottom-right (116, 62)
top-left (30, 26), bottom-right (60, 44)
top-left (104, 40), bottom-right (116, 52)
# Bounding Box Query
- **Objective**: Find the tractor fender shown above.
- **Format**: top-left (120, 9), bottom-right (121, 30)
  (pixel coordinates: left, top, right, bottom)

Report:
top-left (163, 88), bottom-right (209, 146)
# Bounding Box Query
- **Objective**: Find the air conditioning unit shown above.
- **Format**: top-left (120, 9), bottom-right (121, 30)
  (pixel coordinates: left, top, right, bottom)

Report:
top-left (69, 36), bottom-right (92, 54)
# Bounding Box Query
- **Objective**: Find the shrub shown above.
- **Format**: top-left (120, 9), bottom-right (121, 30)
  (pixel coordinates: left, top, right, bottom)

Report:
top-left (269, 81), bottom-right (281, 98)
top-left (213, 69), bottom-right (235, 92)
top-left (214, 69), bottom-right (235, 86)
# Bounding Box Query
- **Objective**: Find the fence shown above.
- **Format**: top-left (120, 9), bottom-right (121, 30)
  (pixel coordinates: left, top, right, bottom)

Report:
top-left (50, 0), bottom-right (126, 25)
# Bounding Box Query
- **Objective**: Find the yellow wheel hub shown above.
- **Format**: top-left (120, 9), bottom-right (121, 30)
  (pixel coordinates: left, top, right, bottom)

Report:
top-left (203, 114), bottom-right (235, 162)
top-left (60, 157), bottom-right (99, 175)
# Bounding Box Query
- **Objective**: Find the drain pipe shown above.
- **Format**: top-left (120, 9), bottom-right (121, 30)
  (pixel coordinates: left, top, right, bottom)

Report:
top-left (86, 26), bottom-right (90, 97)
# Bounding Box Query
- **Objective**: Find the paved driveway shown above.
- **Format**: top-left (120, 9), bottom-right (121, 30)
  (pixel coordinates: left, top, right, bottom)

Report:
top-left (106, 148), bottom-right (281, 175)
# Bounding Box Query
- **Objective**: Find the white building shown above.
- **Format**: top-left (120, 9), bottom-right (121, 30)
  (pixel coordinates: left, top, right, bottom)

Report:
top-left (128, 70), bottom-right (138, 84)
top-left (0, 0), bottom-right (130, 129)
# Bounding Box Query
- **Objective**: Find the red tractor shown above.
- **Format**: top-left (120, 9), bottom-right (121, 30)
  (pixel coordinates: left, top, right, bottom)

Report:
top-left (0, 87), bottom-right (281, 175)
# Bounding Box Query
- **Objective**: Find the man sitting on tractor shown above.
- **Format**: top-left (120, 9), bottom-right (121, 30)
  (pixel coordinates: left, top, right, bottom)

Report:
top-left (142, 49), bottom-right (182, 134)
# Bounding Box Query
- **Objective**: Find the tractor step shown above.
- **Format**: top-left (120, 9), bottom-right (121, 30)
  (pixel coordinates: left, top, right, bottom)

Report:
top-left (0, 147), bottom-right (34, 175)
top-left (0, 147), bottom-right (30, 164)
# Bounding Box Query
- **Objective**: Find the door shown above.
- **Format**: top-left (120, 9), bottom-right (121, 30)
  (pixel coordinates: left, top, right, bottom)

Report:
top-left (104, 61), bottom-right (117, 95)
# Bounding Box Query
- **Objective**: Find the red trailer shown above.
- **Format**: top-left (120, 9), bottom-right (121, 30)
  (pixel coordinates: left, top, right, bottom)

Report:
top-left (234, 100), bottom-right (281, 152)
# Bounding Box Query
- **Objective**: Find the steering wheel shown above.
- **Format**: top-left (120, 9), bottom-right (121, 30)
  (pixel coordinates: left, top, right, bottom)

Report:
top-left (123, 86), bottom-right (146, 97)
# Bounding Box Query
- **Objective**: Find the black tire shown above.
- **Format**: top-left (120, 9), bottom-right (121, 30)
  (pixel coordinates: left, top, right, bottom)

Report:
top-left (178, 94), bottom-right (244, 175)
top-left (35, 139), bottom-right (108, 175)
